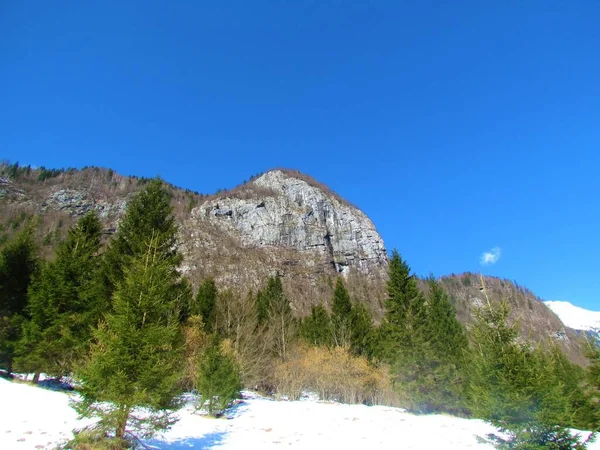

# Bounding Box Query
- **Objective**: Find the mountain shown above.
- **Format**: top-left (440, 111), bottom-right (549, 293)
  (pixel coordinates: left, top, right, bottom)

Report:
top-left (0, 164), bottom-right (387, 313)
top-left (0, 163), bottom-right (589, 363)
top-left (437, 273), bottom-right (589, 365)
top-left (545, 301), bottom-right (600, 346)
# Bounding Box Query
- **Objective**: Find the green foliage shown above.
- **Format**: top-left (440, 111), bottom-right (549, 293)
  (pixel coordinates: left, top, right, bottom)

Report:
top-left (0, 221), bottom-right (39, 373)
top-left (15, 212), bottom-right (104, 378)
top-left (75, 236), bottom-right (185, 440)
top-left (469, 301), bottom-right (591, 448)
top-left (196, 334), bottom-right (242, 416)
top-left (194, 278), bottom-right (218, 333)
top-left (300, 304), bottom-right (332, 347)
top-left (100, 179), bottom-right (181, 310)
top-left (331, 278), bottom-right (353, 347)
top-left (349, 302), bottom-right (375, 358)
top-left (584, 344), bottom-right (600, 428)
top-left (256, 276), bottom-right (296, 361)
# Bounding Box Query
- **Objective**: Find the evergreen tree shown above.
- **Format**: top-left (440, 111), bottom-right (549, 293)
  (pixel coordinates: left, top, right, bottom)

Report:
top-left (100, 179), bottom-right (180, 306)
top-left (16, 212), bottom-right (103, 380)
top-left (349, 302), bottom-right (375, 358)
top-left (74, 235), bottom-right (186, 441)
top-left (422, 276), bottom-right (470, 413)
top-left (256, 276), bottom-right (296, 361)
top-left (376, 250), bottom-right (429, 410)
top-left (300, 304), bottom-right (333, 347)
top-left (196, 334), bottom-right (242, 416)
top-left (331, 278), bottom-right (353, 347)
top-left (194, 278), bottom-right (218, 333)
top-left (377, 250), bottom-right (428, 362)
top-left (469, 301), bottom-right (590, 448)
top-left (0, 221), bottom-right (39, 374)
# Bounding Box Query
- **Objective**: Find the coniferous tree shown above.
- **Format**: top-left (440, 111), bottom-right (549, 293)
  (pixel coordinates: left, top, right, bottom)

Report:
top-left (300, 304), bottom-right (333, 347)
top-left (16, 212), bottom-right (103, 380)
top-left (75, 235), bottom-right (187, 441)
top-left (469, 301), bottom-right (590, 449)
top-left (349, 302), bottom-right (375, 358)
top-left (99, 179), bottom-right (180, 307)
top-left (196, 334), bottom-right (242, 416)
top-left (422, 276), bottom-right (470, 413)
top-left (376, 250), bottom-right (429, 410)
top-left (194, 278), bottom-right (218, 333)
top-left (0, 221), bottom-right (39, 374)
top-left (256, 276), bottom-right (296, 361)
top-left (331, 278), bottom-right (353, 347)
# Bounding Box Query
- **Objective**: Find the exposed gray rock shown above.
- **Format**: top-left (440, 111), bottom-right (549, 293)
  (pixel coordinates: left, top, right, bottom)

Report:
top-left (187, 170), bottom-right (387, 276)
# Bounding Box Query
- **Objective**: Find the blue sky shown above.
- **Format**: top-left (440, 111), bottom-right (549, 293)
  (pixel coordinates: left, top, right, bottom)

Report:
top-left (1, 2), bottom-right (599, 309)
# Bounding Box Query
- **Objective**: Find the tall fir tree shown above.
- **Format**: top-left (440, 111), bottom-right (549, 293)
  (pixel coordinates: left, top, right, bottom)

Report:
top-left (348, 302), bottom-right (375, 358)
top-left (15, 212), bottom-right (104, 380)
top-left (420, 276), bottom-right (470, 414)
top-left (376, 250), bottom-right (429, 410)
top-left (300, 304), bottom-right (333, 347)
top-left (256, 276), bottom-right (296, 361)
top-left (99, 179), bottom-right (180, 308)
top-left (194, 278), bottom-right (218, 333)
top-left (0, 221), bottom-right (39, 374)
top-left (331, 278), bottom-right (353, 347)
top-left (75, 235), bottom-right (187, 441)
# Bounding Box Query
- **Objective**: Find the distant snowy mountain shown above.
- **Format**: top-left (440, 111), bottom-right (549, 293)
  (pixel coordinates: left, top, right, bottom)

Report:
top-left (545, 301), bottom-right (600, 346)
top-left (545, 301), bottom-right (600, 331)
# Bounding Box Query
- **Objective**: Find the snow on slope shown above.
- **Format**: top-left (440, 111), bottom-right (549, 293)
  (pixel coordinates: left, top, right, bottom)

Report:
top-left (545, 301), bottom-right (600, 331)
top-left (0, 378), bottom-right (597, 450)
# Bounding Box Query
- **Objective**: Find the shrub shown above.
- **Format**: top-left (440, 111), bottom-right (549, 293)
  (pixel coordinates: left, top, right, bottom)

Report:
top-left (273, 345), bottom-right (396, 405)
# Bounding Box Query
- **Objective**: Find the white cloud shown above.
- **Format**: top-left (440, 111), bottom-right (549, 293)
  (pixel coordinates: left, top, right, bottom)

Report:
top-left (480, 247), bottom-right (502, 266)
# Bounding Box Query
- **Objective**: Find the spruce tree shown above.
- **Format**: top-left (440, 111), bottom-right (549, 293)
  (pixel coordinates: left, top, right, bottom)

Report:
top-left (100, 179), bottom-right (180, 306)
top-left (469, 301), bottom-right (590, 449)
top-left (376, 250), bottom-right (429, 410)
top-left (196, 334), bottom-right (242, 416)
top-left (331, 278), bottom-right (353, 347)
top-left (75, 235), bottom-right (186, 441)
top-left (256, 276), bottom-right (296, 361)
top-left (16, 212), bottom-right (103, 380)
top-left (300, 304), bottom-right (333, 347)
top-left (349, 302), bottom-right (375, 358)
top-left (194, 278), bottom-right (218, 333)
top-left (0, 222), bottom-right (39, 374)
top-left (422, 276), bottom-right (470, 413)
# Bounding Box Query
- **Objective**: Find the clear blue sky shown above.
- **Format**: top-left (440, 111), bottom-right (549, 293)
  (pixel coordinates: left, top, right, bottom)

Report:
top-left (1, 2), bottom-right (599, 309)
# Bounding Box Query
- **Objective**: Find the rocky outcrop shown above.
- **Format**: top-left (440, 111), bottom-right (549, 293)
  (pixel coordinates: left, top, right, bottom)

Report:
top-left (186, 170), bottom-right (387, 276)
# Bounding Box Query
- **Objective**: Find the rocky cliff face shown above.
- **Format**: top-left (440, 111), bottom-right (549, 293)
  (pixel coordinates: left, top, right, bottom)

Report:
top-left (187, 170), bottom-right (387, 276)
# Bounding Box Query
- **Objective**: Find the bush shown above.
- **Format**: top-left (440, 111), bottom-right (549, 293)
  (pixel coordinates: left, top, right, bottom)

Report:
top-left (273, 345), bottom-right (397, 405)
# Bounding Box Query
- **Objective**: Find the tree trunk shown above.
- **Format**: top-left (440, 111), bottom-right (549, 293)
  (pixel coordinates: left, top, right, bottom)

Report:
top-left (115, 405), bottom-right (131, 440)
top-left (32, 371), bottom-right (40, 384)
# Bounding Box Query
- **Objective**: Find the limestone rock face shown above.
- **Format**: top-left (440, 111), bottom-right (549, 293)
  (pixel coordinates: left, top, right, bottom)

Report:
top-left (187, 170), bottom-right (387, 276)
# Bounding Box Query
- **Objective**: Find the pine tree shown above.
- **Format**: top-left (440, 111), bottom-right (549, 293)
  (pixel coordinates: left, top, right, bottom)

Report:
top-left (194, 278), bottom-right (218, 333)
top-left (0, 221), bottom-right (39, 374)
top-left (331, 278), bottom-right (353, 347)
top-left (196, 334), bottom-right (242, 416)
top-left (16, 212), bottom-right (103, 380)
top-left (74, 235), bottom-right (186, 441)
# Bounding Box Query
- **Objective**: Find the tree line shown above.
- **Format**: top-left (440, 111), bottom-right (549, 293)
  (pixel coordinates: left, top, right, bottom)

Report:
top-left (0, 178), bottom-right (599, 449)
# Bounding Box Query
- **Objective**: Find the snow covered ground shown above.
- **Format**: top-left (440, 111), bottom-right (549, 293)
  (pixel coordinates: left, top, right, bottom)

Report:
top-left (545, 300), bottom-right (600, 331)
top-left (0, 377), bottom-right (596, 450)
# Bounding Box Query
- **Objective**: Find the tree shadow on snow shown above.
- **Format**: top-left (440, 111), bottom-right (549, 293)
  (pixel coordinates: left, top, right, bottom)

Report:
top-left (146, 430), bottom-right (228, 449)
